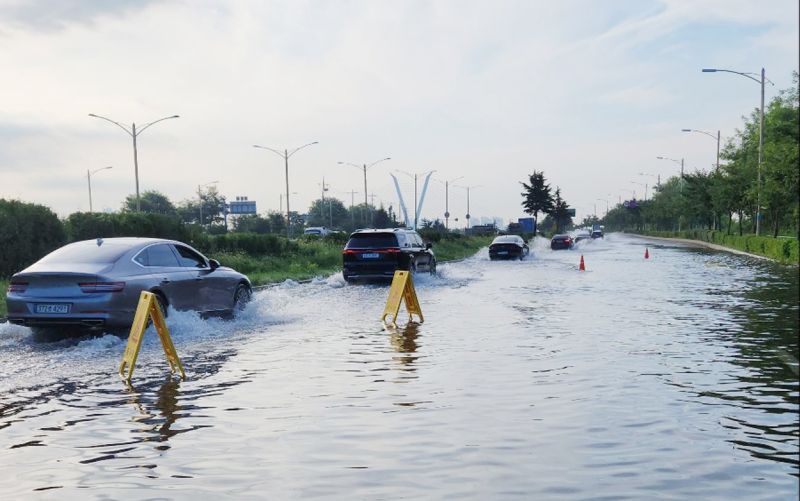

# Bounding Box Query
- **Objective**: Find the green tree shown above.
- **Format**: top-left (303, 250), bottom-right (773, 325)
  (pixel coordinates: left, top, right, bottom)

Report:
top-left (520, 171), bottom-right (554, 229)
top-left (307, 198), bottom-right (349, 229)
top-left (122, 190), bottom-right (177, 215)
top-left (548, 187), bottom-right (572, 233)
top-left (232, 214), bottom-right (273, 234)
top-left (177, 186), bottom-right (227, 226)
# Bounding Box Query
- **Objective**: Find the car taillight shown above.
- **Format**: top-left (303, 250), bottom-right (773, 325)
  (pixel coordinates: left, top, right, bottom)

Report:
top-left (78, 282), bottom-right (126, 293)
top-left (343, 249), bottom-right (357, 255)
top-left (7, 281), bottom-right (28, 293)
top-left (378, 248), bottom-right (401, 253)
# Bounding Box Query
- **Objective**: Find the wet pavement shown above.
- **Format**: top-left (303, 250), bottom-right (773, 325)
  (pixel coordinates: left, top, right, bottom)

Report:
top-left (1, 233), bottom-right (798, 499)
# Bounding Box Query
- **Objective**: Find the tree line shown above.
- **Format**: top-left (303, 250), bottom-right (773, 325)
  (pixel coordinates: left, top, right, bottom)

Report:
top-left (604, 72), bottom-right (798, 239)
top-left (119, 187), bottom-right (402, 235)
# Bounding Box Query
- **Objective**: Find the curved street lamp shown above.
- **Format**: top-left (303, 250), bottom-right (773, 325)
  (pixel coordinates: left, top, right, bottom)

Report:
top-left (338, 157), bottom-right (391, 226)
top-left (596, 198), bottom-right (609, 216)
top-left (87, 166), bottom-right (113, 213)
top-left (88, 113), bottom-right (179, 212)
top-left (682, 128), bottom-right (720, 170)
top-left (702, 67), bottom-right (773, 235)
top-left (253, 141), bottom-right (318, 238)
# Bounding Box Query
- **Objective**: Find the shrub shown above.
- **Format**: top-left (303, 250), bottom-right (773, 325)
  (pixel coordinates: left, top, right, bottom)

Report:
top-left (0, 199), bottom-right (66, 276)
top-left (64, 212), bottom-right (189, 242)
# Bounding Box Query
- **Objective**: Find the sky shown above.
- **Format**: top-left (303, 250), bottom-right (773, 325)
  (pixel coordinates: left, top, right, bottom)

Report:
top-left (0, 0), bottom-right (797, 226)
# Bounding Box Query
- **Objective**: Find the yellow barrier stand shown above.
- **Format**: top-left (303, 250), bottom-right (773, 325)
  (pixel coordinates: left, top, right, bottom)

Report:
top-left (119, 291), bottom-right (186, 384)
top-left (381, 270), bottom-right (424, 327)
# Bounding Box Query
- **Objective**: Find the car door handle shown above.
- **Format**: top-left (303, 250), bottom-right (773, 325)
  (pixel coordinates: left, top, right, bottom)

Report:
top-left (160, 279), bottom-right (170, 284)
top-left (194, 277), bottom-right (203, 281)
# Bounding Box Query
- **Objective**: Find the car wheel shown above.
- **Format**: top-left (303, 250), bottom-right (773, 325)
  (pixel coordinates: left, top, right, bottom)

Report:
top-left (155, 293), bottom-right (169, 318)
top-left (233, 283), bottom-right (252, 312)
top-left (429, 259), bottom-right (437, 275)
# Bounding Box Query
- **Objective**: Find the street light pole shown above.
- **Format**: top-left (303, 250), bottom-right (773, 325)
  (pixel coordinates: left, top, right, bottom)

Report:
top-left (702, 67), bottom-right (772, 235)
top-left (87, 166), bottom-right (113, 213)
top-left (88, 113), bottom-right (179, 212)
top-left (681, 128), bottom-right (721, 170)
top-left (254, 141), bottom-right (318, 238)
top-left (436, 176), bottom-right (463, 230)
top-left (338, 157), bottom-right (391, 226)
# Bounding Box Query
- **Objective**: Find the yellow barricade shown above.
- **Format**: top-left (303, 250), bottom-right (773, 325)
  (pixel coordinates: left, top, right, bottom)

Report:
top-left (381, 270), bottom-right (424, 327)
top-left (119, 291), bottom-right (186, 384)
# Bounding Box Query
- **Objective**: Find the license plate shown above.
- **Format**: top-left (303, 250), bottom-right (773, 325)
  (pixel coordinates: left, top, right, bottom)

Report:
top-left (35, 303), bottom-right (71, 314)
top-left (498, 251), bottom-right (508, 255)
top-left (361, 253), bottom-right (380, 259)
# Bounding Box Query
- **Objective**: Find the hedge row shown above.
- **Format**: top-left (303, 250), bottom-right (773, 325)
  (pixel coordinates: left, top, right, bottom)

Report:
top-left (0, 202), bottom-right (349, 278)
top-left (643, 230), bottom-right (799, 264)
top-left (0, 200), bottom-right (67, 277)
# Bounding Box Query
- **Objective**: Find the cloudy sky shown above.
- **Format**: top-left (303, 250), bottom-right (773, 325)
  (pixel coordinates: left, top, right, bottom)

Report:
top-left (0, 0), bottom-right (797, 225)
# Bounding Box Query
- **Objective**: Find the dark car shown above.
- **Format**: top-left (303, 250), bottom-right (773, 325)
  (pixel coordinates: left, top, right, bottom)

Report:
top-left (5, 238), bottom-right (251, 334)
top-left (489, 235), bottom-right (529, 260)
top-left (342, 228), bottom-right (436, 283)
top-left (550, 234), bottom-right (574, 250)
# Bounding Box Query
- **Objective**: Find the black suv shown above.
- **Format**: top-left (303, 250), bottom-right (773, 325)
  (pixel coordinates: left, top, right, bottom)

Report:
top-left (342, 229), bottom-right (436, 283)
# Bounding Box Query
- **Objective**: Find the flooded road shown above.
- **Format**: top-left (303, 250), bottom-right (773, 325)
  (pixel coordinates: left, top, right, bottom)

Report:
top-left (1, 233), bottom-right (798, 499)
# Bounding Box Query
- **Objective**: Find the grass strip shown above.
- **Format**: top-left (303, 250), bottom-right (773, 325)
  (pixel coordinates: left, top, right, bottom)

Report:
top-left (639, 230), bottom-right (799, 265)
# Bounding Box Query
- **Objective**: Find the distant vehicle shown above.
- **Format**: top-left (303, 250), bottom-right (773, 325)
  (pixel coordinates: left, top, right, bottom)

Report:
top-left (342, 228), bottom-right (435, 283)
top-left (574, 230), bottom-right (592, 243)
top-left (304, 227), bottom-right (331, 236)
top-left (5, 238), bottom-right (251, 334)
top-left (550, 234), bottom-right (574, 250)
top-left (489, 235), bottom-right (529, 260)
top-left (591, 229), bottom-right (604, 239)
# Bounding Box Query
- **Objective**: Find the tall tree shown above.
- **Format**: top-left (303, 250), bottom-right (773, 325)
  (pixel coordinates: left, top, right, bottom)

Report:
top-left (520, 171), bottom-right (554, 229)
top-left (548, 187), bottom-right (572, 233)
top-left (306, 198), bottom-right (349, 229)
top-left (177, 186), bottom-right (226, 225)
top-left (122, 190), bottom-right (177, 215)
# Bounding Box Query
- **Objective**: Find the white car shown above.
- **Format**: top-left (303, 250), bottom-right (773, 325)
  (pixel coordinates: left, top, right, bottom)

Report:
top-left (303, 227), bottom-right (331, 236)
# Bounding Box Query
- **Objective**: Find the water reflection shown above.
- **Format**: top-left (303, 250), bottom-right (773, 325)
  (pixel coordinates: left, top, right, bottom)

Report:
top-left (388, 321), bottom-right (421, 369)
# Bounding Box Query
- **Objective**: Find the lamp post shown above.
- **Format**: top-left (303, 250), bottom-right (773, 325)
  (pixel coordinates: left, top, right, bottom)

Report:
top-left (253, 141), bottom-right (318, 238)
top-left (338, 157), bottom-right (391, 226)
top-left (681, 128), bottom-right (721, 170)
top-left (434, 176), bottom-right (464, 229)
top-left (198, 180), bottom-right (218, 226)
top-left (88, 113), bottom-right (179, 212)
top-left (596, 198), bottom-right (609, 217)
top-left (638, 172), bottom-right (660, 189)
top-left (630, 181), bottom-right (648, 201)
top-left (87, 166), bottom-right (113, 213)
top-left (656, 156), bottom-right (686, 231)
top-left (398, 170), bottom-right (436, 229)
top-left (454, 184), bottom-right (480, 230)
top-left (279, 191), bottom-right (299, 214)
top-left (702, 67), bottom-right (773, 235)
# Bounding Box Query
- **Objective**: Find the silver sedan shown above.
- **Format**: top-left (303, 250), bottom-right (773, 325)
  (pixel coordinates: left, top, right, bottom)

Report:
top-left (5, 237), bottom-right (251, 333)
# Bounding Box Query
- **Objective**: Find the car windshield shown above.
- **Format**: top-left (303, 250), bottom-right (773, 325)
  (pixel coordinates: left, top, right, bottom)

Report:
top-left (346, 233), bottom-right (399, 249)
top-left (38, 241), bottom-right (131, 264)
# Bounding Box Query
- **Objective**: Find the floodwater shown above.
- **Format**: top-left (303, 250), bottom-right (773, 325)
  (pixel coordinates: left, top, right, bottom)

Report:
top-left (1, 234), bottom-right (798, 499)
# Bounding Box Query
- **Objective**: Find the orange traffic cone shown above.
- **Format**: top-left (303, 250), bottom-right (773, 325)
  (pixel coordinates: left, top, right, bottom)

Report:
top-left (579, 255), bottom-right (586, 271)
top-left (644, 248), bottom-right (650, 259)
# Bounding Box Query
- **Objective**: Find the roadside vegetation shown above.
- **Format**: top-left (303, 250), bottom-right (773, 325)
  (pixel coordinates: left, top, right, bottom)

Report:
top-left (602, 73), bottom-right (799, 261)
top-left (0, 202), bottom-right (492, 318)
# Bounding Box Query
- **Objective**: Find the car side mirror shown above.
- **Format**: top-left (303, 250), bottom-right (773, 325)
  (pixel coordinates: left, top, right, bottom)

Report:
top-left (425, 242), bottom-right (432, 250)
top-left (209, 259), bottom-right (220, 270)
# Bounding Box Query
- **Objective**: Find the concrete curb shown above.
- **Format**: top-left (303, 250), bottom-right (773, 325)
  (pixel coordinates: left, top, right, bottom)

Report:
top-left (627, 233), bottom-right (773, 262)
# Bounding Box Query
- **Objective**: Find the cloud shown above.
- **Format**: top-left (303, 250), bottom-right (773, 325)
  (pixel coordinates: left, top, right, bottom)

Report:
top-left (0, 0), bottom-right (797, 221)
